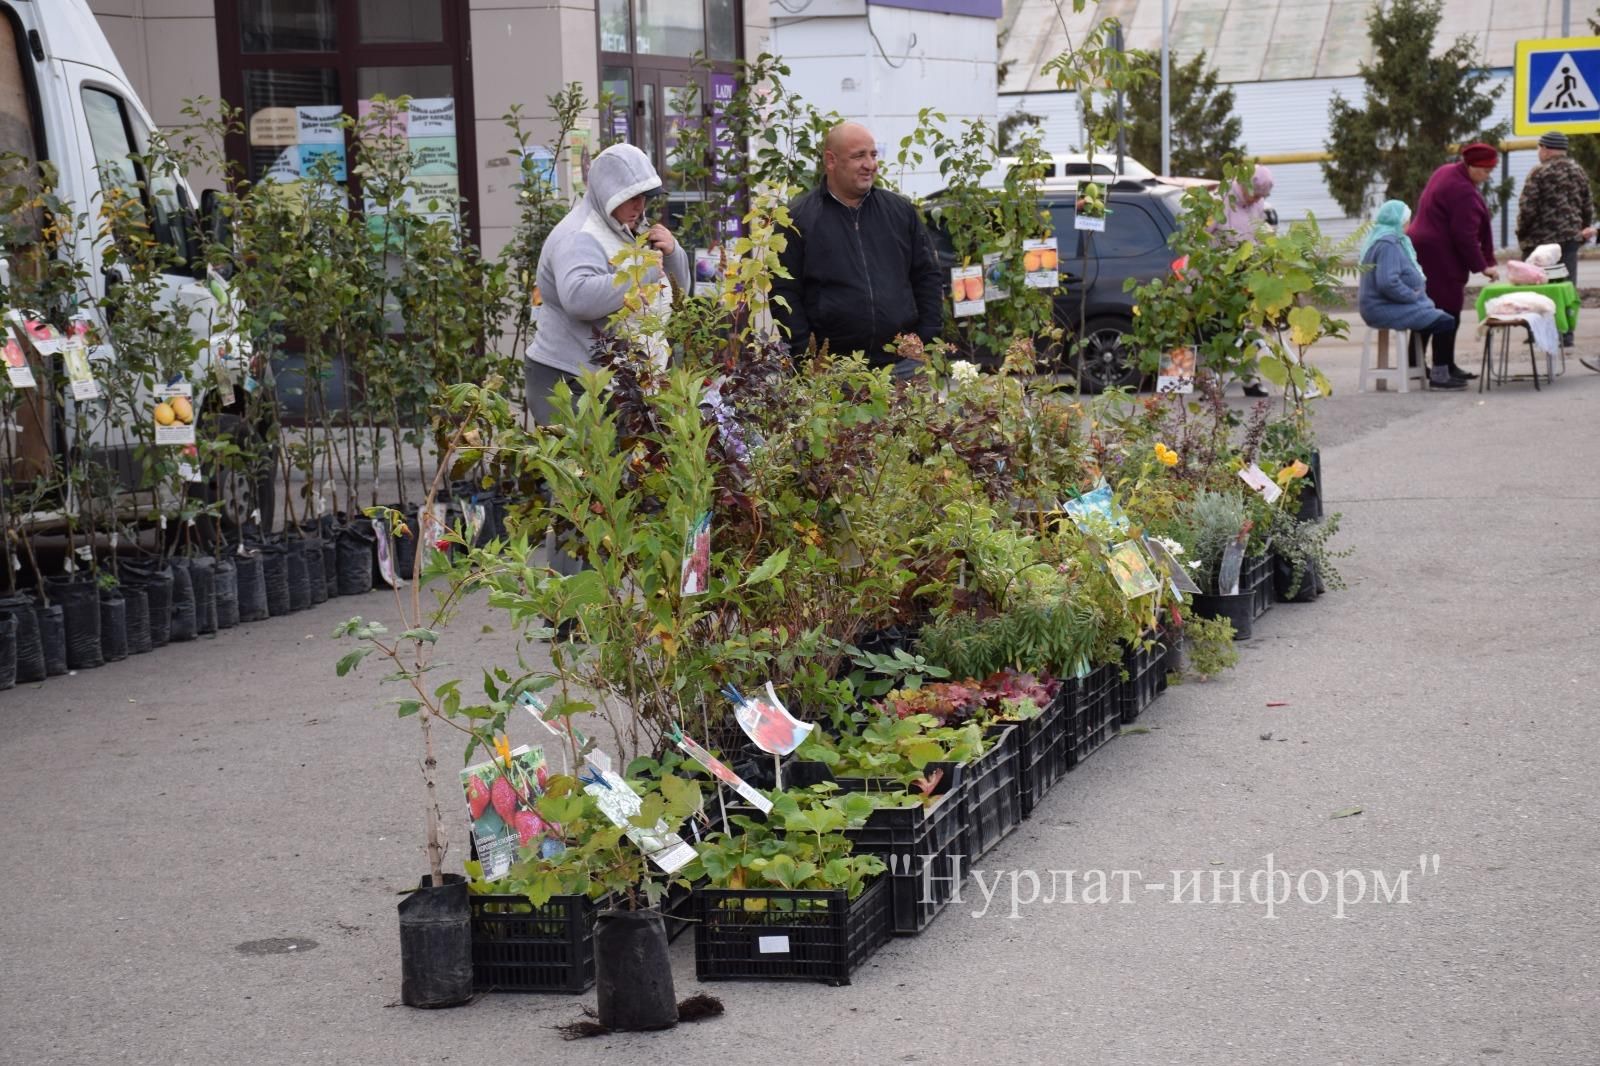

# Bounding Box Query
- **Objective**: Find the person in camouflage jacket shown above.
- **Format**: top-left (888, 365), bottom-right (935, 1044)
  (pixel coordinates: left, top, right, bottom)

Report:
top-left (1516, 131), bottom-right (1596, 346)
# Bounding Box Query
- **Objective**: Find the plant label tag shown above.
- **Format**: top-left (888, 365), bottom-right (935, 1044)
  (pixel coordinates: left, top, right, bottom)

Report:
top-left (1238, 463), bottom-right (1283, 504)
top-left (176, 444), bottom-right (204, 483)
top-left (1106, 539), bottom-right (1163, 600)
top-left (692, 248), bottom-right (722, 297)
top-left (729, 682), bottom-right (813, 756)
top-left (154, 382), bottom-right (196, 445)
top-left (419, 503), bottom-right (447, 567)
top-left (1144, 536), bottom-right (1201, 596)
top-left (582, 768), bottom-right (698, 873)
top-left (4, 338), bottom-right (33, 387)
top-left (461, 744), bottom-right (550, 881)
top-left (1023, 236), bottom-right (1059, 289)
top-left (950, 265), bottom-right (985, 318)
top-left (1157, 347), bottom-right (1196, 395)
top-left (75, 544), bottom-right (94, 561)
top-left (520, 691), bottom-right (591, 750)
top-left (457, 498), bottom-right (486, 546)
top-left (981, 252), bottom-right (1009, 302)
top-left (373, 519), bottom-right (402, 588)
top-left (9, 311), bottom-right (63, 354)
top-left (1062, 483), bottom-right (1128, 539)
top-left (680, 511), bottom-right (710, 596)
top-left (672, 729), bottom-right (772, 814)
top-left (64, 334), bottom-right (99, 399)
top-left (757, 935), bottom-right (790, 954)
top-left (1074, 214), bottom-right (1106, 232)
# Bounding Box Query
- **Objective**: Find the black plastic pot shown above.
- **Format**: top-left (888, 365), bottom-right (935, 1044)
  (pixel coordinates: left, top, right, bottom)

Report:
top-left (336, 518), bottom-right (376, 597)
top-left (595, 909), bottom-right (677, 1031)
top-left (34, 601), bottom-right (66, 676)
top-left (398, 873), bottom-right (474, 1009)
top-left (1189, 591), bottom-right (1254, 641)
top-left (213, 557), bottom-right (239, 629)
top-left (0, 593), bottom-right (44, 683)
top-left (321, 538), bottom-right (339, 599)
top-left (285, 540), bottom-right (311, 612)
top-left (235, 550), bottom-right (269, 623)
top-left (0, 613), bottom-right (16, 690)
top-left (1296, 449), bottom-right (1324, 522)
top-left (168, 561), bottom-right (197, 643)
top-left (121, 560), bottom-right (173, 649)
top-left (47, 576), bottom-right (103, 670)
top-left (188, 556), bottom-right (218, 635)
top-left (98, 589), bottom-right (128, 662)
top-left (301, 536), bottom-right (327, 605)
top-left (123, 584), bottom-right (152, 655)
top-left (255, 541), bottom-right (291, 617)
top-left (1274, 556), bottom-right (1319, 603)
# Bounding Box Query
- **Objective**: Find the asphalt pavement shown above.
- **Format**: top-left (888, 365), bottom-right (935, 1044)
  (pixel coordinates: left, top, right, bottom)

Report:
top-left (2, 310), bottom-right (1598, 1066)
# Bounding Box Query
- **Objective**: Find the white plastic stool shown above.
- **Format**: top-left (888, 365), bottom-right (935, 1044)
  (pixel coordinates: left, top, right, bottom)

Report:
top-left (1357, 327), bottom-right (1426, 393)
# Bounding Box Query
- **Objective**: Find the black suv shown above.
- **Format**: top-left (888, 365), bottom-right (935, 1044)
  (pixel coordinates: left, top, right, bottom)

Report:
top-left (929, 178), bottom-right (1190, 391)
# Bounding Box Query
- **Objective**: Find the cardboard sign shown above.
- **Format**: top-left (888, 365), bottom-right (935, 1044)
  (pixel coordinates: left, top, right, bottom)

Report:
top-left (680, 511), bottom-right (710, 595)
top-left (1238, 463), bottom-right (1283, 504)
top-left (670, 726), bottom-right (772, 814)
top-left (726, 682), bottom-right (813, 756)
top-left (1158, 347), bottom-right (1196, 394)
top-left (462, 745), bottom-right (553, 880)
top-left (951, 265), bottom-right (985, 318)
top-left (1023, 237), bottom-right (1058, 288)
top-left (154, 382), bottom-right (196, 445)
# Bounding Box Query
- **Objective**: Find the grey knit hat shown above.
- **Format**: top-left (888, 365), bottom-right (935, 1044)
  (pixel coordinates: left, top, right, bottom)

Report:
top-left (1539, 131), bottom-right (1571, 151)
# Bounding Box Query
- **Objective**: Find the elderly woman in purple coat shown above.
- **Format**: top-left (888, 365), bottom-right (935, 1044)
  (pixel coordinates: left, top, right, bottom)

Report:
top-left (1406, 142), bottom-right (1502, 386)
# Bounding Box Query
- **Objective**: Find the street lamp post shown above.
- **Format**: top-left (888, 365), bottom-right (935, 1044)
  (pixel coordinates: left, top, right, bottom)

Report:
top-left (1160, 0), bottom-right (1171, 177)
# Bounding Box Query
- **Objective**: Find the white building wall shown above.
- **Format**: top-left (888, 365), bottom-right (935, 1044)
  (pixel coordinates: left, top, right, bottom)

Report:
top-left (774, 3), bottom-right (998, 196)
top-left (1002, 71), bottom-right (1537, 248)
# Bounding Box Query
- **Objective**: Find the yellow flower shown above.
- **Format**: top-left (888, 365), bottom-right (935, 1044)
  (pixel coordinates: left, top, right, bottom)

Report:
top-left (493, 734), bottom-right (513, 769)
top-left (1275, 459), bottom-right (1310, 487)
top-left (1153, 442), bottom-right (1179, 467)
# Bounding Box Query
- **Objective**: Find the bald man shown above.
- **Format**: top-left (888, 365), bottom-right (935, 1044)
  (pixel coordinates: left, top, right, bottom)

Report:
top-left (772, 122), bottom-right (944, 372)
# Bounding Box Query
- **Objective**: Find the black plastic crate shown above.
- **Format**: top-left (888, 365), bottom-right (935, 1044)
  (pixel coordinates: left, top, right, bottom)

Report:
top-left (962, 725), bottom-right (1021, 862)
top-left (1118, 636), bottom-right (1169, 724)
top-left (469, 892), bottom-right (597, 994)
top-left (1066, 662), bottom-right (1120, 768)
top-left (1244, 551), bottom-right (1275, 620)
top-left (844, 790), bottom-right (967, 935)
top-left (1008, 689), bottom-right (1072, 818)
top-left (694, 875), bottom-right (893, 985)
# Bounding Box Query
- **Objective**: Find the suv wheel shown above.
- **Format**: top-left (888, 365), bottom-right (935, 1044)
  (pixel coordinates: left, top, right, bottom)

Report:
top-left (1074, 315), bottom-right (1140, 392)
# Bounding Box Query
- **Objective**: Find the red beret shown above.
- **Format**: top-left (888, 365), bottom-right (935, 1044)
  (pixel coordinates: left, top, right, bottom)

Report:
top-left (1461, 142), bottom-right (1498, 168)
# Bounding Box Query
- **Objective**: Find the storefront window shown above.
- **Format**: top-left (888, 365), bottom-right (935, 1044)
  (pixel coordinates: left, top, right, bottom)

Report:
top-left (358, 0), bottom-right (444, 44)
top-left (634, 0), bottom-right (705, 57)
top-left (599, 0), bottom-right (631, 55)
top-left (241, 67), bottom-right (341, 184)
top-left (706, 0), bottom-right (737, 61)
top-left (240, 0), bottom-right (336, 53)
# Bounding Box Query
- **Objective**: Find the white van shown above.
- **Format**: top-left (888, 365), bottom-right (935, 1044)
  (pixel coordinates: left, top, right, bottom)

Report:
top-left (1, 0), bottom-right (251, 532)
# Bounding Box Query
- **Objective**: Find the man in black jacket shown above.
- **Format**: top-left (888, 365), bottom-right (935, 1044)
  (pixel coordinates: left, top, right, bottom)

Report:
top-left (773, 121), bottom-right (945, 373)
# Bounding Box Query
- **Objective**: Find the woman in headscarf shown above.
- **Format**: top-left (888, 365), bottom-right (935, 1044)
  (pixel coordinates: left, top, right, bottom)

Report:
top-left (524, 142), bottom-right (689, 422)
top-left (1358, 199), bottom-right (1461, 387)
top-left (1407, 143), bottom-right (1501, 386)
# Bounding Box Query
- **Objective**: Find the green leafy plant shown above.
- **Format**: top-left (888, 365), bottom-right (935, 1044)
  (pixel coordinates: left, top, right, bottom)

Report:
top-left (1182, 613), bottom-right (1238, 679)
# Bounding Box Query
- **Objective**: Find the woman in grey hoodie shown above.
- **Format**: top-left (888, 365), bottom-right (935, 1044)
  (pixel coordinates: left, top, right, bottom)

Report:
top-left (523, 143), bottom-right (690, 419)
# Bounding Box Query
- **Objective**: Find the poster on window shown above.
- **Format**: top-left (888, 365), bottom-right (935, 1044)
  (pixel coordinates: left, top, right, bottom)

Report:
top-left (249, 106), bottom-right (298, 147)
top-left (297, 143), bottom-right (346, 182)
top-left (409, 137), bottom-right (458, 175)
top-left (357, 99), bottom-right (409, 138)
top-left (296, 105), bottom-right (343, 144)
top-left (263, 148), bottom-right (300, 184)
top-left (406, 175), bottom-right (459, 219)
top-left (406, 97), bottom-right (455, 137)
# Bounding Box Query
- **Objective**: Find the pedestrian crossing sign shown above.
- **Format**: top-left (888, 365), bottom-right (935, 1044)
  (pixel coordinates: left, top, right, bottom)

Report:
top-left (1516, 37), bottom-right (1600, 135)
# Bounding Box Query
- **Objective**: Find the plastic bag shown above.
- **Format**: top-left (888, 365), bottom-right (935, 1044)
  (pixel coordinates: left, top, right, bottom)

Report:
top-left (1505, 260), bottom-right (1547, 285)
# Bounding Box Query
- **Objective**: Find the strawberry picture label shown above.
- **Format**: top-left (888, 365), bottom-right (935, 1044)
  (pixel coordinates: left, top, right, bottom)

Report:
top-left (669, 724), bottom-right (772, 814)
top-left (680, 511), bottom-right (710, 596)
top-left (723, 682), bottom-right (813, 756)
top-left (461, 745), bottom-right (552, 880)
top-left (4, 336), bottom-right (34, 389)
top-left (9, 310), bottom-right (63, 354)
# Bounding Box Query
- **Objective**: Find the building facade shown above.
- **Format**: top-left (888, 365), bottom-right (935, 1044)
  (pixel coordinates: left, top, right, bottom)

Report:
top-left (91, 0), bottom-right (773, 257)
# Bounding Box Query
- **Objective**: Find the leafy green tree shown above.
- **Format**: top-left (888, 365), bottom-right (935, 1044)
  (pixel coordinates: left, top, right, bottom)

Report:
top-left (1322, 0), bottom-right (1506, 216)
top-left (1565, 9), bottom-right (1600, 208)
top-left (1083, 49), bottom-right (1243, 178)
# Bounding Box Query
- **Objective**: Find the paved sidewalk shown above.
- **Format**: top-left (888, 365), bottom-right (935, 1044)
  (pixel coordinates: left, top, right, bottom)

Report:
top-left (2, 310), bottom-right (1597, 1065)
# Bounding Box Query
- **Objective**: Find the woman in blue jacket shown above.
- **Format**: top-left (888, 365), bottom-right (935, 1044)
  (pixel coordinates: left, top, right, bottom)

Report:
top-left (1358, 199), bottom-right (1466, 390)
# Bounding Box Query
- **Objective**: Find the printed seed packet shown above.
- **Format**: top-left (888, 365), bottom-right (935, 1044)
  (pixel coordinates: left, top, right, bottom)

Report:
top-left (1158, 346), bottom-right (1196, 394)
top-left (373, 517), bottom-right (402, 587)
top-left (9, 311), bottom-right (63, 354)
top-left (1063, 483), bottom-right (1129, 539)
top-left (579, 766), bottom-right (698, 873)
top-left (680, 511), bottom-right (711, 596)
top-left (982, 252), bottom-right (1009, 302)
top-left (63, 332), bottom-right (98, 399)
top-left (1023, 236), bottom-right (1059, 288)
top-left (723, 681), bottom-right (813, 756)
top-left (461, 745), bottom-right (554, 881)
top-left (693, 248), bottom-right (722, 296)
top-left (1107, 539), bottom-right (1163, 599)
top-left (154, 382), bottom-right (196, 445)
top-left (951, 265), bottom-right (985, 318)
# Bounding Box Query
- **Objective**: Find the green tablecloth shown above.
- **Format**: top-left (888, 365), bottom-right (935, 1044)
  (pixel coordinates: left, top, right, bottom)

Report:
top-left (1476, 282), bottom-right (1580, 333)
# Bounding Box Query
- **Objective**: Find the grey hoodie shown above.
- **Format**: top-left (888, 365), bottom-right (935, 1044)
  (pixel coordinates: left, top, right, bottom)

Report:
top-left (525, 143), bottom-right (690, 376)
